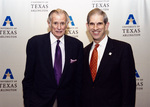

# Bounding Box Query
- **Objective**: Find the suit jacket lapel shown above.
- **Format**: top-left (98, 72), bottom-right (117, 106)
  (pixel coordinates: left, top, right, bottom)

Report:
top-left (95, 37), bottom-right (114, 82)
top-left (59, 35), bottom-right (71, 85)
top-left (85, 42), bottom-right (94, 83)
top-left (44, 33), bottom-right (57, 83)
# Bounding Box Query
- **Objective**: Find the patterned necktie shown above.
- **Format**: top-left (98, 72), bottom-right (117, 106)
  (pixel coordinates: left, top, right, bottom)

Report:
top-left (54, 40), bottom-right (62, 85)
top-left (90, 44), bottom-right (99, 82)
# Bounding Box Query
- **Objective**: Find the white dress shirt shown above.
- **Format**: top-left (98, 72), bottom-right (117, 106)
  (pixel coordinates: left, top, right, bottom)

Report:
top-left (89, 35), bottom-right (108, 72)
top-left (50, 32), bottom-right (65, 107)
top-left (50, 32), bottom-right (65, 73)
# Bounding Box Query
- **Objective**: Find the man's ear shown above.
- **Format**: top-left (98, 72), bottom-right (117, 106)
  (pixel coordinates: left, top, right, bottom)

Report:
top-left (105, 22), bottom-right (109, 30)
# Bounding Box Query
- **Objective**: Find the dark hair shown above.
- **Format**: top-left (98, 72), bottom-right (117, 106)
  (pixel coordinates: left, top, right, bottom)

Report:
top-left (87, 8), bottom-right (108, 24)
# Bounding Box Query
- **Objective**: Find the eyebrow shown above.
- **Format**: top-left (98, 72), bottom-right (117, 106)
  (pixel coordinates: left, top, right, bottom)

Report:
top-left (89, 22), bottom-right (104, 24)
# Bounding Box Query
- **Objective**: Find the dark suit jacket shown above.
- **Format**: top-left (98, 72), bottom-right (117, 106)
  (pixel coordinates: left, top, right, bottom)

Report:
top-left (22, 32), bottom-right (83, 107)
top-left (81, 37), bottom-right (136, 107)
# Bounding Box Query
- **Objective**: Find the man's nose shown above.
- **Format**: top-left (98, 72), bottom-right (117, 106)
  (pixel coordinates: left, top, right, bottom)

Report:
top-left (57, 23), bottom-right (61, 29)
top-left (93, 24), bottom-right (98, 30)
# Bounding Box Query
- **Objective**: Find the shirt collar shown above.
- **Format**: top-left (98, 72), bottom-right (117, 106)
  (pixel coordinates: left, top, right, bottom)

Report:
top-left (50, 32), bottom-right (65, 44)
top-left (93, 35), bottom-right (108, 47)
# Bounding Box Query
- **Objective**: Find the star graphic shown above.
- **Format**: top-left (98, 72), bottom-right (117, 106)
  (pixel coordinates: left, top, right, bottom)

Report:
top-left (69, 20), bottom-right (72, 25)
top-left (129, 18), bottom-right (133, 23)
top-left (6, 20), bottom-right (11, 24)
top-left (6, 72), bottom-right (11, 77)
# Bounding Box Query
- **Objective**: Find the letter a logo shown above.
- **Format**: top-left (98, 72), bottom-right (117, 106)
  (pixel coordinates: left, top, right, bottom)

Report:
top-left (69, 16), bottom-right (75, 26)
top-left (135, 69), bottom-right (140, 78)
top-left (3, 16), bottom-right (14, 26)
top-left (126, 14), bottom-right (137, 25)
top-left (3, 69), bottom-right (14, 79)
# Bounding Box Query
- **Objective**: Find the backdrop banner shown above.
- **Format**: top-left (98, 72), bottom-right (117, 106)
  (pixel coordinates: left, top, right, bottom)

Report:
top-left (0, 0), bottom-right (150, 107)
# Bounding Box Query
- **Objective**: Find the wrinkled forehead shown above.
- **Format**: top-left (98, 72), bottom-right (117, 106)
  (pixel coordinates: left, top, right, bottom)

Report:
top-left (51, 13), bottom-right (67, 21)
top-left (89, 14), bottom-right (104, 23)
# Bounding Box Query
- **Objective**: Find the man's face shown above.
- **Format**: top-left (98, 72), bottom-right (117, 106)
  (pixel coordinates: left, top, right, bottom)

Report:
top-left (87, 14), bottom-right (109, 43)
top-left (49, 13), bottom-right (68, 39)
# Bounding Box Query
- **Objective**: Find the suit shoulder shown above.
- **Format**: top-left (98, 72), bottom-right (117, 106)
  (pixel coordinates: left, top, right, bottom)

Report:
top-left (84, 42), bottom-right (93, 49)
top-left (84, 42), bottom-right (92, 53)
top-left (29, 33), bottom-right (49, 41)
top-left (110, 38), bottom-right (131, 48)
top-left (27, 33), bottom-right (49, 44)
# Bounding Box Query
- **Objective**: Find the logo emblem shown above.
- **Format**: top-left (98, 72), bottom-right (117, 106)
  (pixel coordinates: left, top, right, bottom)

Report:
top-left (66, 16), bottom-right (78, 37)
top-left (2, 69), bottom-right (14, 79)
top-left (135, 69), bottom-right (140, 78)
top-left (69, 16), bottom-right (75, 26)
top-left (3, 16), bottom-right (14, 26)
top-left (125, 14), bottom-right (137, 25)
